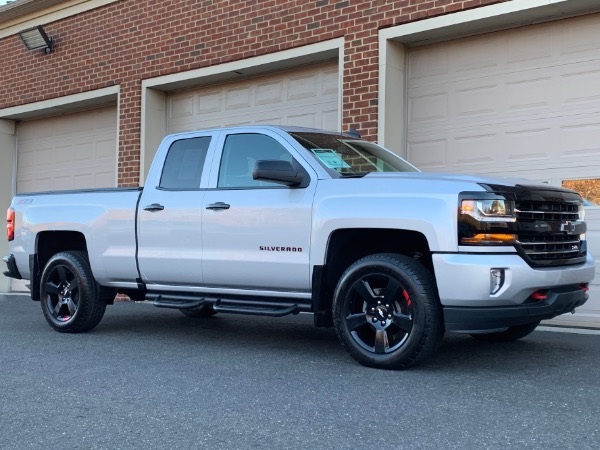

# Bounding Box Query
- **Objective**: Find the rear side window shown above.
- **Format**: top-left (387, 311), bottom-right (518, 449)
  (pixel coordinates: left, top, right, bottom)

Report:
top-left (159, 137), bottom-right (211, 189)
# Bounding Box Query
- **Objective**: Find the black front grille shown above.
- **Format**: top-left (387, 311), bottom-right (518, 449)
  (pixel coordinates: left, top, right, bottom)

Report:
top-left (515, 200), bottom-right (584, 267)
top-left (516, 201), bottom-right (579, 221)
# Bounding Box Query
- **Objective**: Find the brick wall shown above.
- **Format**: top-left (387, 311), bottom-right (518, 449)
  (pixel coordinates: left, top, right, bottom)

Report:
top-left (0, 0), bottom-right (509, 186)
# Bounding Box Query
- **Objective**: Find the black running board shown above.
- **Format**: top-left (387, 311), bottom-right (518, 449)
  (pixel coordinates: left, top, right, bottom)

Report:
top-left (212, 299), bottom-right (299, 317)
top-left (147, 293), bottom-right (304, 317)
top-left (152, 295), bottom-right (208, 310)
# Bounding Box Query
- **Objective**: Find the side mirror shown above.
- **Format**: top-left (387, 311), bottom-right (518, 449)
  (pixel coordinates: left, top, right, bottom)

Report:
top-left (252, 160), bottom-right (308, 187)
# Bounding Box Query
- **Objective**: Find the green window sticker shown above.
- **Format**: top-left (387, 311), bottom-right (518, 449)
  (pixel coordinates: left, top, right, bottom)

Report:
top-left (311, 149), bottom-right (351, 170)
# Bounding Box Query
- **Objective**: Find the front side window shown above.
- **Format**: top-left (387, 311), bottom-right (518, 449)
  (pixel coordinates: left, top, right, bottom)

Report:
top-left (218, 134), bottom-right (294, 188)
top-left (159, 137), bottom-right (211, 189)
top-left (290, 132), bottom-right (418, 177)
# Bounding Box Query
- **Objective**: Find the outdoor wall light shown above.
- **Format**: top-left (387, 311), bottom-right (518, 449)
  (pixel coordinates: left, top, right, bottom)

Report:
top-left (18, 25), bottom-right (53, 54)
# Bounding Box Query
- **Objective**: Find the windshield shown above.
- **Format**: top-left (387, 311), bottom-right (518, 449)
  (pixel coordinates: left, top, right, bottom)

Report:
top-left (289, 132), bottom-right (419, 177)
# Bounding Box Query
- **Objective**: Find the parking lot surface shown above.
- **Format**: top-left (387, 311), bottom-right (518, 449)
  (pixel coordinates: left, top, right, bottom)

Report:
top-left (1, 294), bottom-right (599, 449)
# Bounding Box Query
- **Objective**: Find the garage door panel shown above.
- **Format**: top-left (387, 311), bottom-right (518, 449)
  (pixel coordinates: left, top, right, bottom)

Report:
top-left (407, 14), bottom-right (600, 325)
top-left (322, 69), bottom-right (339, 95)
top-left (13, 107), bottom-right (117, 292)
top-left (167, 62), bottom-right (339, 134)
top-left (197, 91), bottom-right (221, 114)
top-left (170, 96), bottom-right (194, 119)
top-left (409, 61), bottom-right (600, 132)
top-left (17, 107), bottom-right (117, 193)
top-left (410, 16), bottom-right (600, 90)
top-left (288, 73), bottom-right (319, 100)
top-left (410, 113), bottom-right (600, 173)
top-left (226, 86), bottom-right (252, 110)
top-left (256, 80), bottom-right (284, 105)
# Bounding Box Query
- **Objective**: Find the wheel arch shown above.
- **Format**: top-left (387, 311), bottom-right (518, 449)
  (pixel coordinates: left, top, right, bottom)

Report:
top-left (313, 228), bottom-right (434, 327)
top-left (31, 231), bottom-right (88, 300)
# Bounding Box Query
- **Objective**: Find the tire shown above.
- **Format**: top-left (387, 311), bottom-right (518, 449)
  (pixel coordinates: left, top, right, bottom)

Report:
top-left (40, 251), bottom-right (106, 333)
top-left (179, 304), bottom-right (217, 318)
top-left (470, 321), bottom-right (540, 342)
top-left (332, 253), bottom-right (444, 370)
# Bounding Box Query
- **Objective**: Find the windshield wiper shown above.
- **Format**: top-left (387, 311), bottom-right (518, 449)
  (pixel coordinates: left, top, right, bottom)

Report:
top-left (339, 173), bottom-right (368, 178)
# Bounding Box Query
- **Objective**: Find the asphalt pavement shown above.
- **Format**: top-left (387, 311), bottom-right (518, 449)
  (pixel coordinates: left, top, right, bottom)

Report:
top-left (1, 294), bottom-right (599, 450)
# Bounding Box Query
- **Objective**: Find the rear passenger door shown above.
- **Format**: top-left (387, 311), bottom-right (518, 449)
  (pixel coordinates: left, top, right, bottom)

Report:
top-left (137, 132), bottom-right (217, 287)
top-left (201, 129), bottom-right (317, 293)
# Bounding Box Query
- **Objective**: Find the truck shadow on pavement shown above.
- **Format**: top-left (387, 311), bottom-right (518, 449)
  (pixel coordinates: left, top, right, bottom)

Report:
top-left (86, 301), bottom-right (595, 374)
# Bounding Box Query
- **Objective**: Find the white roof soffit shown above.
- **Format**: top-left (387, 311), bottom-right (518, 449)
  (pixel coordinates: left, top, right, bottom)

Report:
top-left (0, 86), bottom-right (119, 121)
top-left (383, 0), bottom-right (600, 46)
top-left (1, 0), bottom-right (73, 24)
top-left (0, 0), bottom-right (119, 38)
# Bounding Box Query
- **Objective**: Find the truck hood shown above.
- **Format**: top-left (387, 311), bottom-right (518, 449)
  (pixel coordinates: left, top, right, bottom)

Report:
top-left (362, 172), bottom-right (544, 189)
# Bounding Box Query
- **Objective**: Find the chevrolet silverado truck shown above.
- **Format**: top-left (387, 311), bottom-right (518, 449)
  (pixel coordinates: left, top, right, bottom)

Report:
top-left (3, 126), bottom-right (596, 369)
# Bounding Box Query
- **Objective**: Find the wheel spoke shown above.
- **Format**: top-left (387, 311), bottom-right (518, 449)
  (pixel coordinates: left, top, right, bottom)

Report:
top-left (383, 279), bottom-right (401, 305)
top-left (392, 312), bottom-right (413, 334)
top-left (56, 266), bottom-right (68, 285)
top-left (66, 298), bottom-right (77, 316)
top-left (68, 278), bottom-right (79, 294)
top-left (345, 312), bottom-right (368, 331)
top-left (352, 279), bottom-right (377, 303)
top-left (52, 301), bottom-right (62, 318)
top-left (45, 281), bottom-right (61, 294)
top-left (374, 329), bottom-right (390, 354)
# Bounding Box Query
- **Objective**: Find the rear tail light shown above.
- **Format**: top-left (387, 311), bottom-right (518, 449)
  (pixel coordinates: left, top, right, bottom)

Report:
top-left (6, 208), bottom-right (14, 241)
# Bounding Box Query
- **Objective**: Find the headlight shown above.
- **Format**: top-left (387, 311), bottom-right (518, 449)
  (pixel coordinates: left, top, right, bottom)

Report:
top-left (460, 199), bottom-right (516, 223)
top-left (458, 195), bottom-right (517, 246)
top-left (578, 203), bottom-right (585, 221)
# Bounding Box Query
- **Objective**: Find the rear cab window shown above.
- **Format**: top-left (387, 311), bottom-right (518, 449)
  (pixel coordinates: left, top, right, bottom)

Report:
top-left (159, 137), bottom-right (212, 189)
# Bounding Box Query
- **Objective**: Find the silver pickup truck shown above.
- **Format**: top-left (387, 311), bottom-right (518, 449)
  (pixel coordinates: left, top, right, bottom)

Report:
top-left (4, 126), bottom-right (596, 369)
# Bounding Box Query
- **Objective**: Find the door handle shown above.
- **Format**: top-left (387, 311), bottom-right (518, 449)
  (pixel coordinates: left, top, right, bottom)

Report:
top-left (206, 202), bottom-right (230, 211)
top-left (143, 203), bottom-right (165, 212)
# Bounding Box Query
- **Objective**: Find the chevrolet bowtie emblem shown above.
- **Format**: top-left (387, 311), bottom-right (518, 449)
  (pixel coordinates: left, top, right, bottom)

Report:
top-left (560, 221), bottom-right (576, 233)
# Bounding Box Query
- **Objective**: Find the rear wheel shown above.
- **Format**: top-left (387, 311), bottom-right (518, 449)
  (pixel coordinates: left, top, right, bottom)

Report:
top-left (40, 251), bottom-right (106, 333)
top-left (179, 304), bottom-right (217, 318)
top-left (470, 321), bottom-right (540, 342)
top-left (333, 254), bottom-right (444, 370)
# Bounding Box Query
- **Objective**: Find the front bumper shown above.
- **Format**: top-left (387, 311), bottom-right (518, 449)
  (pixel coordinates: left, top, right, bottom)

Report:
top-left (432, 252), bottom-right (595, 307)
top-left (433, 251), bottom-right (594, 333)
top-left (3, 255), bottom-right (22, 280)
top-left (444, 284), bottom-right (589, 332)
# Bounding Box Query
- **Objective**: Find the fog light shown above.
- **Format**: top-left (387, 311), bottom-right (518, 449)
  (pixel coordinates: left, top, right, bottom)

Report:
top-left (490, 268), bottom-right (505, 295)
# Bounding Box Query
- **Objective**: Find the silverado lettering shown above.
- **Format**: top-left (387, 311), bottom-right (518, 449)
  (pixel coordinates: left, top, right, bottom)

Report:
top-left (259, 246), bottom-right (303, 252)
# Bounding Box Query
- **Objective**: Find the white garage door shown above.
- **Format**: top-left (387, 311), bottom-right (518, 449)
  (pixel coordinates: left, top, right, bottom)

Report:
top-left (17, 107), bottom-right (117, 193)
top-left (406, 14), bottom-right (600, 326)
top-left (12, 106), bottom-right (117, 292)
top-left (167, 62), bottom-right (339, 134)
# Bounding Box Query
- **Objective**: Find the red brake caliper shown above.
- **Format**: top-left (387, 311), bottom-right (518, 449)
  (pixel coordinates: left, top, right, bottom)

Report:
top-left (402, 290), bottom-right (411, 307)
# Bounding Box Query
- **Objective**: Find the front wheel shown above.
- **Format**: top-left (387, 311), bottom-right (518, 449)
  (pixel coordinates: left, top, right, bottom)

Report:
top-left (470, 321), bottom-right (540, 342)
top-left (333, 254), bottom-right (444, 370)
top-left (40, 251), bottom-right (106, 333)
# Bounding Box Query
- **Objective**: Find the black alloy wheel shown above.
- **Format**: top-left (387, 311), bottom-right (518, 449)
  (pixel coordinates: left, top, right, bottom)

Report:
top-left (333, 254), bottom-right (444, 369)
top-left (40, 251), bottom-right (106, 333)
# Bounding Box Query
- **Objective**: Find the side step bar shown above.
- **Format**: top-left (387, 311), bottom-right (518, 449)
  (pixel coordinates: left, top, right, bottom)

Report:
top-left (152, 295), bottom-right (208, 310)
top-left (148, 293), bottom-right (304, 317)
top-left (213, 299), bottom-right (299, 317)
